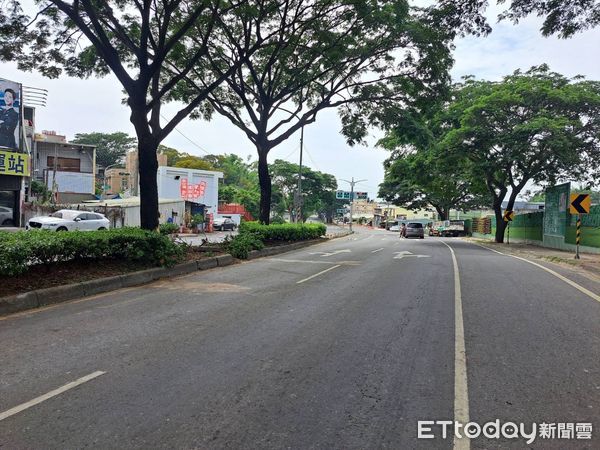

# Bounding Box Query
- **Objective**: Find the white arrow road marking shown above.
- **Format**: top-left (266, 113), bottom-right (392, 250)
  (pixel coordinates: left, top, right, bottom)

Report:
top-left (371, 248), bottom-right (384, 253)
top-left (308, 249), bottom-right (351, 257)
top-left (0, 371), bottom-right (106, 422)
top-left (393, 251), bottom-right (430, 260)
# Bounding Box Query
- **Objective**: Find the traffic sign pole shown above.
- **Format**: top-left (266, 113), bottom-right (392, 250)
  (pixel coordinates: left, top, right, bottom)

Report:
top-left (575, 214), bottom-right (581, 260)
top-left (507, 222), bottom-right (510, 245)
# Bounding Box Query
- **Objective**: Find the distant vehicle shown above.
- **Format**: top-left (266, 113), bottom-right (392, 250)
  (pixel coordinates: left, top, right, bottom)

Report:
top-left (388, 221), bottom-right (400, 232)
top-left (429, 221), bottom-right (443, 236)
top-left (405, 222), bottom-right (424, 239)
top-left (429, 220), bottom-right (466, 237)
top-left (0, 206), bottom-right (14, 226)
top-left (26, 210), bottom-right (110, 231)
top-left (213, 217), bottom-right (236, 231)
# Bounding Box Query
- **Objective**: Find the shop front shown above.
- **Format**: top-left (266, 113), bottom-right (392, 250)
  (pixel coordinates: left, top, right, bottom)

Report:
top-left (1, 78), bottom-right (26, 227)
top-left (0, 149), bottom-right (28, 227)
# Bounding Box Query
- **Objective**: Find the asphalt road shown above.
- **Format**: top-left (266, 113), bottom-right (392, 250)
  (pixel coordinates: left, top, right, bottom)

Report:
top-left (1, 228), bottom-right (599, 449)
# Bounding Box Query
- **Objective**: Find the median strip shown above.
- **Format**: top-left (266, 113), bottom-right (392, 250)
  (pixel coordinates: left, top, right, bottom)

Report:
top-left (0, 371), bottom-right (106, 422)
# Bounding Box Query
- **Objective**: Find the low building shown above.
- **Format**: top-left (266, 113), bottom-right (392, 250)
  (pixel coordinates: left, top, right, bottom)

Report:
top-left (156, 166), bottom-right (223, 217)
top-left (373, 203), bottom-right (435, 227)
top-left (104, 167), bottom-right (129, 196)
top-left (32, 130), bottom-right (96, 203)
top-left (81, 197), bottom-right (185, 228)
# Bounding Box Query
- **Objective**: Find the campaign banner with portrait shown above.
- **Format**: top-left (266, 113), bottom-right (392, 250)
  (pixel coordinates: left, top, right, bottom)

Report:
top-left (0, 79), bottom-right (22, 152)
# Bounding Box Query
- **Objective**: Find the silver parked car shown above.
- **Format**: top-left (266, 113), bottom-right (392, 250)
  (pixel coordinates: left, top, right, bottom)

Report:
top-left (405, 222), bottom-right (424, 239)
top-left (26, 210), bottom-right (110, 232)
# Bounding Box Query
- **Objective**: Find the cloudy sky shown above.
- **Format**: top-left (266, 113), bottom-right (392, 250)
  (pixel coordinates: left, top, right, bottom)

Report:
top-left (2, 2), bottom-right (599, 199)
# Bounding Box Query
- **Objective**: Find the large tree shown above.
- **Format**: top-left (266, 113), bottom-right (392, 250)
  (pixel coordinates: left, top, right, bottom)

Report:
top-left (439, 66), bottom-right (600, 242)
top-left (175, 0), bottom-right (488, 223)
top-left (378, 146), bottom-right (489, 220)
top-left (270, 159), bottom-right (337, 222)
top-left (72, 132), bottom-right (136, 168)
top-left (0, 1), bottom-right (274, 229)
top-left (498, 0), bottom-right (600, 37)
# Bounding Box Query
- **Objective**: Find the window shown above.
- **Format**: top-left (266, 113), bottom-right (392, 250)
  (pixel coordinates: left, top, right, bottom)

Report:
top-left (47, 156), bottom-right (81, 172)
top-left (408, 223), bottom-right (423, 228)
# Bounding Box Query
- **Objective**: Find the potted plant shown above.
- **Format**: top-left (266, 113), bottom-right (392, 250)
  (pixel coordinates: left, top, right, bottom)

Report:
top-left (190, 213), bottom-right (205, 233)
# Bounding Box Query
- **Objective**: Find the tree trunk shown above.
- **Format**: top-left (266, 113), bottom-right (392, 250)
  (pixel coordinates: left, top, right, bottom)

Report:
top-left (257, 149), bottom-right (271, 224)
top-left (494, 183), bottom-right (523, 243)
top-left (130, 105), bottom-right (160, 231)
top-left (435, 205), bottom-right (448, 220)
top-left (494, 205), bottom-right (506, 243)
top-left (138, 138), bottom-right (160, 230)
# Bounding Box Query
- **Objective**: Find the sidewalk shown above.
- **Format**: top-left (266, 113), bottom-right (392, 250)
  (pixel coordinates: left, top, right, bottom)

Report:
top-left (467, 238), bottom-right (600, 281)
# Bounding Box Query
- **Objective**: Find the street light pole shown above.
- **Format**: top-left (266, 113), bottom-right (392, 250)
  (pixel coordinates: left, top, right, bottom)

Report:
top-left (340, 177), bottom-right (367, 233)
top-left (296, 124), bottom-right (304, 223)
top-left (274, 106), bottom-right (304, 224)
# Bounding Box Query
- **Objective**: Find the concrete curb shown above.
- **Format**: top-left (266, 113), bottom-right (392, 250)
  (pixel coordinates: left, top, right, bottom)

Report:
top-left (0, 231), bottom-right (351, 317)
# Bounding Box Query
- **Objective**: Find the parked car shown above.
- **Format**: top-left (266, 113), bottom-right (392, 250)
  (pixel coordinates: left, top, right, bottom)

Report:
top-left (213, 217), bottom-right (236, 231)
top-left (405, 222), bottom-right (424, 239)
top-left (388, 221), bottom-right (400, 232)
top-left (0, 206), bottom-right (14, 226)
top-left (26, 210), bottom-right (110, 231)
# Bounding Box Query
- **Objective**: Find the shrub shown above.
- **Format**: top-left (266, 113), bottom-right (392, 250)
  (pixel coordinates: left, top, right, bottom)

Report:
top-left (224, 233), bottom-right (264, 259)
top-left (159, 223), bottom-right (180, 235)
top-left (239, 222), bottom-right (326, 241)
top-left (0, 228), bottom-right (185, 276)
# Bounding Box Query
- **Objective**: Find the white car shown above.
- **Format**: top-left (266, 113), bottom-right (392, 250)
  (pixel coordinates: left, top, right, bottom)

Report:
top-left (27, 209), bottom-right (110, 232)
top-left (0, 206), bottom-right (14, 227)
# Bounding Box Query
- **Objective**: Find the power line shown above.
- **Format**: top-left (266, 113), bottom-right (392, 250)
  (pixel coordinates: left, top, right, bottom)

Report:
top-left (303, 145), bottom-right (322, 172)
top-left (159, 113), bottom-right (211, 155)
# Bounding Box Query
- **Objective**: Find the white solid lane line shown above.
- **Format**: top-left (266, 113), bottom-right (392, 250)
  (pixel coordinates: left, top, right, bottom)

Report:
top-left (0, 371), bottom-right (106, 422)
top-left (441, 241), bottom-right (470, 450)
top-left (296, 265), bottom-right (341, 284)
top-left (371, 248), bottom-right (384, 253)
top-left (472, 242), bottom-right (600, 304)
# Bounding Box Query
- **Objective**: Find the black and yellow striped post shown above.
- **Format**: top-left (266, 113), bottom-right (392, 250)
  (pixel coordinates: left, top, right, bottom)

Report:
top-left (575, 214), bottom-right (581, 259)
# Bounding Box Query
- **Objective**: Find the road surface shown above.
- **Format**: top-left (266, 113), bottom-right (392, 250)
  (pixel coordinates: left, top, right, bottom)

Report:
top-left (1, 228), bottom-right (598, 449)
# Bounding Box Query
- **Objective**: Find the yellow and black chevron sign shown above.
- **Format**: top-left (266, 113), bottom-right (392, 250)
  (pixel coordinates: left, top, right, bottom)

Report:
top-left (503, 210), bottom-right (514, 222)
top-left (570, 194), bottom-right (591, 214)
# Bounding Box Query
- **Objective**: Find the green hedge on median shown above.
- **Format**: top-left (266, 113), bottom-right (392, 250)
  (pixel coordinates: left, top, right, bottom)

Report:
top-left (224, 221), bottom-right (326, 259)
top-left (239, 222), bottom-right (326, 241)
top-left (0, 228), bottom-right (185, 276)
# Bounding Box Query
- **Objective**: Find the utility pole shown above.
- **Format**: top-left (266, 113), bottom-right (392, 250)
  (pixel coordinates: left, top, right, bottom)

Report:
top-left (340, 177), bottom-right (367, 232)
top-left (295, 125), bottom-right (304, 223)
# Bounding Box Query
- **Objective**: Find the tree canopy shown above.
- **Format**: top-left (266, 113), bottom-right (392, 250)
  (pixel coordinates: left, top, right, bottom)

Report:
top-left (498, 0), bottom-right (600, 37)
top-left (438, 66), bottom-right (600, 242)
top-left (173, 0), bottom-right (488, 223)
top-left (72, 132), bottom-right (136, 169)
top-left (270, 159), bottom-right (337, 222)
top-left (0, 0), bottom-right (274, 229)
top-left (378, 145), bottom-right (489, 221)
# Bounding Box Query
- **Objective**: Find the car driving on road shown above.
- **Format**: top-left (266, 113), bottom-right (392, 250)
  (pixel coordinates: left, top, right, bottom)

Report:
top-left (26, 210), bottom-right (110, 231)
top-left (405, 222), bottom-right (424, 239)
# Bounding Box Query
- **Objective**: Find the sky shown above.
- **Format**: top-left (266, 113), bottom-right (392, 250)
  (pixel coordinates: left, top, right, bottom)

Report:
top-left (2, 2), bottom-right (599, 200)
